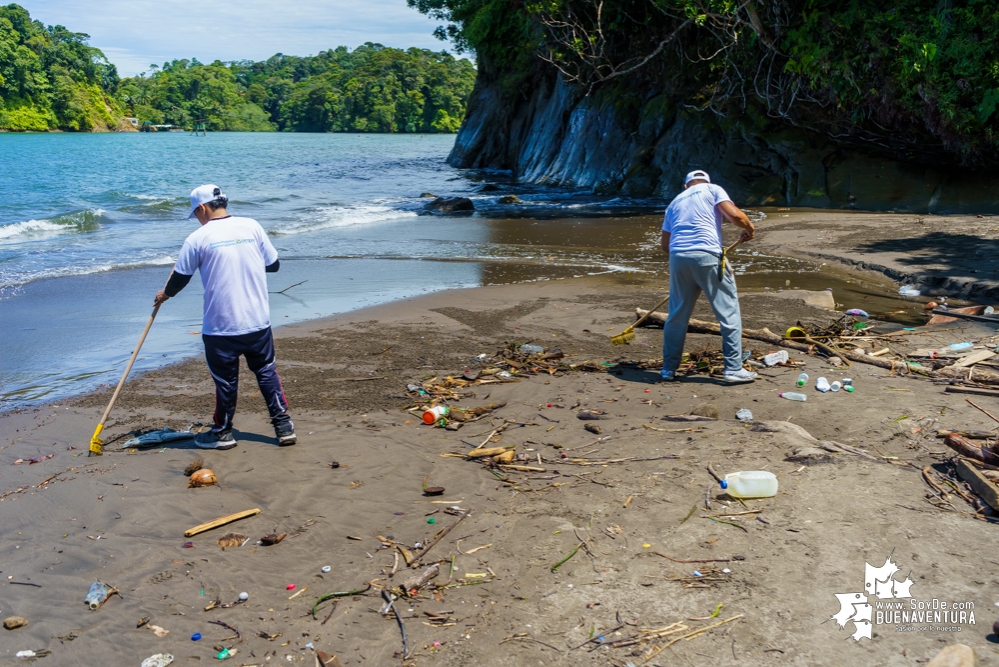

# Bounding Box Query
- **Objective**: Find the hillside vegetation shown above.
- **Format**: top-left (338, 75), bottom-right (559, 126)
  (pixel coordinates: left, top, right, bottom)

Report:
top-left (0, 3), bottom-right (121, 131)
top-left (0, 3), bottom-right (476, 133)
top-left (410, 0), bottom-right (999, 164)
top-left (120, 45), bottom-right (476, 132)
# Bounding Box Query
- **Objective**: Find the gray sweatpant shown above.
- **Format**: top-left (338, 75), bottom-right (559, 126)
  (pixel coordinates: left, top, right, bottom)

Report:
top-left (662, 250), bottom-right (744, 373)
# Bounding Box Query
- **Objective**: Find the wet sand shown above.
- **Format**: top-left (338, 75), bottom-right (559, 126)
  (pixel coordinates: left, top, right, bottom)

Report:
top-left (3, 241), bottom-right (999, 665)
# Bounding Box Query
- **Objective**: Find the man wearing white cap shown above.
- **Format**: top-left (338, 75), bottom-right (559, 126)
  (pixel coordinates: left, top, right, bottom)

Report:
top-left (153, 184), bottom-right (296, 449)
top-left (660, 170), bottom-right (757, 383)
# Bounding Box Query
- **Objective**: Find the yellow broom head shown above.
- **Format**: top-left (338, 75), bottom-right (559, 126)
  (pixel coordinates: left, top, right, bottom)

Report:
top-left (610, 328), bottom-right (636, 346)
top-left (89, 424), bottom-right (104, 456)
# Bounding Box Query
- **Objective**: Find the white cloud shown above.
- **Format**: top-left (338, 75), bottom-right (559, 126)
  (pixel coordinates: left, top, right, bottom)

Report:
top-left (21, 0), bottom-right (453, 76)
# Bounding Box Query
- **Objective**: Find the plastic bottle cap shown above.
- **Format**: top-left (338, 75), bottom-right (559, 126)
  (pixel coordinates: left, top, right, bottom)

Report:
top-left (321, 566), bottom-right (331, 573)
top-left (286, 584), bottom-right (296, 590)
top-left (427, 517), bottom-right (436, 524)
top-left (238, 592), bottom-right (248, 601)
top-left (191, 633), bottom-right (202, 641)
top-left (719, 480), bottom-right (728, 489)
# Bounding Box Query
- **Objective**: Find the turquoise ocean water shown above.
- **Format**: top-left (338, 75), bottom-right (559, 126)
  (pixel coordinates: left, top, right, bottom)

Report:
top-left (0, 132), bottom-right (665, 407)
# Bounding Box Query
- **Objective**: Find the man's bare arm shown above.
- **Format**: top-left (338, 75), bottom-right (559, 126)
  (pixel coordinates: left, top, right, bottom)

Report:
top-left (660, 230), bottom-right (670, 253)
top-left (717, 201), bottom-right (755, 243)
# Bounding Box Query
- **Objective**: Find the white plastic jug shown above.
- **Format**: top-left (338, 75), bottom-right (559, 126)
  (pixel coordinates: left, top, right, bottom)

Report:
top-left (720, 471), bottom-right (778, 499)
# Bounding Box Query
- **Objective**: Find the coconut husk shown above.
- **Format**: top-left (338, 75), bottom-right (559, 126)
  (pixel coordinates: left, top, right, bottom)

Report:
top-left (184, 459), bottom-right (204, 476)
top-left (260, 532), bottom-right (287, 546)
top-left (188, 469), bottom-right (217, 487)
top-left (218, 532), bottom-right (248, 549)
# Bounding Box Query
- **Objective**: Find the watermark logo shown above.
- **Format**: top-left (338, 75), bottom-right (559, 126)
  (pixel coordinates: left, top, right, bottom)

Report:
top-left (831, 553), bottom-right (974, 641)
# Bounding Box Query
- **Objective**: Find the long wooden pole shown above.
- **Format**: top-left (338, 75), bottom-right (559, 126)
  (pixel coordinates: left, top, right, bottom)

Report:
top-left (89, 303), bottom-right (161, 455)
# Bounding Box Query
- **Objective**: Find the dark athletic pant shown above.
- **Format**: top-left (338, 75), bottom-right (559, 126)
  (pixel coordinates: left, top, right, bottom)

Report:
top-left (203, 327), bottom-right (290, 431)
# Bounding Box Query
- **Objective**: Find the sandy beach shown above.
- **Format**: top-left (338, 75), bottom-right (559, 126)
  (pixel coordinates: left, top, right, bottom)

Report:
top-left (3, 212), bottom-right (999, 666)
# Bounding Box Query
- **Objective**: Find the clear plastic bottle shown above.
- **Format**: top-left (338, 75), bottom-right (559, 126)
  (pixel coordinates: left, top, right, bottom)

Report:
top-left (830, 380), bottom-right (842, 392)
top-left (815, 377), bottom-right (831, 392)
top-left (720, 471), bottom-right (778, 499)
top-left (779, 392), bottom-right (807, 401)
top-left (947, 342), bottom-right (973, 351)
top-left (796, 372), bottom-right (809, 387)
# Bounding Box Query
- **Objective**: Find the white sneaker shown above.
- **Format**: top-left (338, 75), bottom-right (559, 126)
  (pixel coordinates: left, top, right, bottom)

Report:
top-left (723, 369), bottom-right (757, 384)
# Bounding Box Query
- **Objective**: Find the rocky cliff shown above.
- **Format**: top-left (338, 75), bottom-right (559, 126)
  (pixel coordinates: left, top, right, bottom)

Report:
top-left (450, 75), bottom-right (999, 214)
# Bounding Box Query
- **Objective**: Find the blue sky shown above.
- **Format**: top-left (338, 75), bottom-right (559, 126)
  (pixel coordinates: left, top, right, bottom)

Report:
top-left (21, 0), bottom-right (453, 76)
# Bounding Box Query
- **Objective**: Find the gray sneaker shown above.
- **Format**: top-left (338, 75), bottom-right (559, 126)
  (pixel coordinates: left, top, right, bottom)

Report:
top-left (723, 369), bottom-right (757, 384)
top-left (194, 429), bottom-right (237, 450)
top-left (275, 421), bottom-right (297, 446)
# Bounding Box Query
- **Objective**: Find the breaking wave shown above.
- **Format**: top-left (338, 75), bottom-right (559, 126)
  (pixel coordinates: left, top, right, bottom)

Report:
top-left (270, 204), bottom-right (417, 236)
top-left (0, 209), bottom-right (107, 243)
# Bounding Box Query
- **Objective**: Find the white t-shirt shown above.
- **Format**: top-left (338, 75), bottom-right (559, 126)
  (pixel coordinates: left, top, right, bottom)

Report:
top-left (174, 216), bottom-right (279, 336)
top-left (662, 183), bottom-right (733, 254)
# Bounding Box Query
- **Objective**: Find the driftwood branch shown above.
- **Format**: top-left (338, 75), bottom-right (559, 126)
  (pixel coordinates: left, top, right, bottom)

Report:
top-left (410, 512), bottom-right (469, 567)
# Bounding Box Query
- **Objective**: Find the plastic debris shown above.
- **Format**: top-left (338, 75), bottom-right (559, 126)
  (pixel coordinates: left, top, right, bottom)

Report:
top-left (191, 633), bottom-right (202, 641)
top-left (422, 405), bottom-right (449, 425)
top-left (141, 654), bottom-right (175, 667)
top-left (85, 581), bottom-right (114, 610)
top-left (735, 408), bottom-right (753, 421)
top-left (216, 648), bottom-right (236, 660)
top-left (845, 309), bottom-right (869, 317)
top-left (15, 651), bottom-right (35, 658)
top-left (124, 427), bottom-right (195, 448)
top-left (321, 566), bottom-right (331, 573)
top-left (815, 377), bottom-right (831, 392)
top-left (720, 471), bottom-right (778, 498)
top-left (947, 342), bottom-right (974, 351)
top-left (779, 392), bottom-right (807, 402)
top-left (898, 285), bottom-right (921, 297)
top-left (761, 350), bottom-right (788, 367)
top-left (238, 592), bottom-right (249, 601)
top-left (518, 344), bottom-right (544, 355)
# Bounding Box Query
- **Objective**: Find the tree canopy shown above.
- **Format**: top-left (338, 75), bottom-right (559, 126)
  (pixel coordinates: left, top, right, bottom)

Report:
top-left (409, 0), bottom-right (999, 163)
top-left (0, 3), bottom-right (121, 131)
top-left (0, 3), bottom-right (477, 133)
top-left (119, 44), bottom-right (476, 132)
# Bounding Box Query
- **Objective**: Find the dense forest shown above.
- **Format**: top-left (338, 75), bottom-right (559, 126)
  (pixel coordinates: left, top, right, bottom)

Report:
top-left (119, 46), bottom-right (476, 132)
top-left (409, 0), bottom-right (999, 164)
top-left (0, 3), bottom-right (121, 131)
top-left (0, 3), bottom-right (476, 132)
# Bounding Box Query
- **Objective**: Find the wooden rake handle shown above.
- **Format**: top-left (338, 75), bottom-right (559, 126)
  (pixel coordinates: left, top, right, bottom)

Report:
top-left (632, 293), bottom-right (671, 330)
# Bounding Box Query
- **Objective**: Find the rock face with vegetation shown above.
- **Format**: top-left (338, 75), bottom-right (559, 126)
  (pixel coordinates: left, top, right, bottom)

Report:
top-left (411, 0), bottom-right (999, 212)
top-left (0, 4), bottom-right (476, 133)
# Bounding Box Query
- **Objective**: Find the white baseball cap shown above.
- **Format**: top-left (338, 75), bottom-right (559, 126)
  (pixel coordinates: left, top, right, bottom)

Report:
top-left (188, 184), bottom-right (226, 218)
top-left (684, 170), bottom-right (711, 185)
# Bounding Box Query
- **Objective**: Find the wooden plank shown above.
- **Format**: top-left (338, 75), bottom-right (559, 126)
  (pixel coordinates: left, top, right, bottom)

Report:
top-left (943, 386), bottom-right (999, 398)
top-left (910, 349), bottom-right (961, 358)
top-left (950, 349), bottom-right (996, 368)
top-left (930, 308), bottom-right (999, 326)
top-left (956, 459), bottom-right (999, 512)
top-left (184, 508), bottom-right (261, 537)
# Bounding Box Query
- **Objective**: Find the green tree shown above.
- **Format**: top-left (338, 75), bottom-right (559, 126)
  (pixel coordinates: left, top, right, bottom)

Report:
top-left (0, 4), bottom-right (121, 131)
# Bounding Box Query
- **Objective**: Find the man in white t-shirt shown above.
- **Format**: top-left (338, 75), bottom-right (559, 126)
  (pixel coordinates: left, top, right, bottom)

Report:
top-left (153, 184), bottom-right (296, 449)
top-left (660, 170), bottom-right (757, 383)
